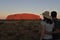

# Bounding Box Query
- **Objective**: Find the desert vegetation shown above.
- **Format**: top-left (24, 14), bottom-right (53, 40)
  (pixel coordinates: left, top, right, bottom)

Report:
top-left (0, 19), bottom-right (41, 40)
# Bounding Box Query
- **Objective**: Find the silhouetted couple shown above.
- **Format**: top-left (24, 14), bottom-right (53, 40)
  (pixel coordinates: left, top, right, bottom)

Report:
top-left (40, 11), bottom-right (60, 40)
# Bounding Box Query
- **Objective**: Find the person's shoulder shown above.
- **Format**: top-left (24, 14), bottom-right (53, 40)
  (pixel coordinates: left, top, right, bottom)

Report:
top-left (57, 19), bottom-right (60, 23)
top-left (55, 19), bottom-right (60, 29)
top-left (55, 18), bottom-right (60, 22)
top-left (54, 18), bottom-right (60, 27)
top-left (54, 18), bottom-right (59, 22)
top-left (41, 20), bottom-right (44, 23)
top-left (57, 18), bottom-right (60, 21)
top-left (41, 20), bottom-right (46, 25)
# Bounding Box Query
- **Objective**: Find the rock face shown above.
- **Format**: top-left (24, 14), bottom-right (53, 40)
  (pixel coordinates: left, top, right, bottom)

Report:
top-left (0, 20), bottom-right (41, 40)
top-left (6, 13), bottom-right (41, 20)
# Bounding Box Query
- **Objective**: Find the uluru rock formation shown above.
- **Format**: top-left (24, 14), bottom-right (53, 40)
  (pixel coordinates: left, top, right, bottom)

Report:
top-left (6, 13), bottom-right (41, 20)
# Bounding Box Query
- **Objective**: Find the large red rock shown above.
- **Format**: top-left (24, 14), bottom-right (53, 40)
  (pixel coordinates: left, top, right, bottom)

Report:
top-left (6, 13), bottom-right (41, 20)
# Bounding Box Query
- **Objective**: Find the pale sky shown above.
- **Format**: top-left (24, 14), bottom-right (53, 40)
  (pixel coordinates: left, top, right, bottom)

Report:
top-left (0, 0), bottom-right (60, 19)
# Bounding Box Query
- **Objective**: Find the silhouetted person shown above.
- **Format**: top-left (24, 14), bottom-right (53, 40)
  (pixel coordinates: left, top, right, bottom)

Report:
top-left (51, 11), bottom-right (60, 40)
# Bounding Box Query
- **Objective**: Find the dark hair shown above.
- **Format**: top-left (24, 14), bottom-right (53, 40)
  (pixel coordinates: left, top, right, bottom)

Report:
top-left (43, 17), bottom-right (53, 24)
top-left (51, 11), bottom-right (57, 18)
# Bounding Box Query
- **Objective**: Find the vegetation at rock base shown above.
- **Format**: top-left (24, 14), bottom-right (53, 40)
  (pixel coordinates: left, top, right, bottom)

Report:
top-left (0, 20), bottom-right (41, 40)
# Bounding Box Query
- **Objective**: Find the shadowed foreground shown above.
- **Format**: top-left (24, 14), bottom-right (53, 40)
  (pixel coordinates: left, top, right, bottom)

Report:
top-left (0, 20), bottom-right (41, 40)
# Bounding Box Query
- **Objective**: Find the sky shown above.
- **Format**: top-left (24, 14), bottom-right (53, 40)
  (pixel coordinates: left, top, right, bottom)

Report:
top-left (0, 0), bottom-right (60, 19)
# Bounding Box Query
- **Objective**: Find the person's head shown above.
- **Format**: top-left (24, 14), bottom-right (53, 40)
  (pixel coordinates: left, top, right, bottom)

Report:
top-left (51, 11), bottom-right (57, 18)
top-left (43, 11), bottom-right (49, 16)
top-left (42, 11), bottom-right (52, 20)
top-left (42, 11), bottom-right (53, 24)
